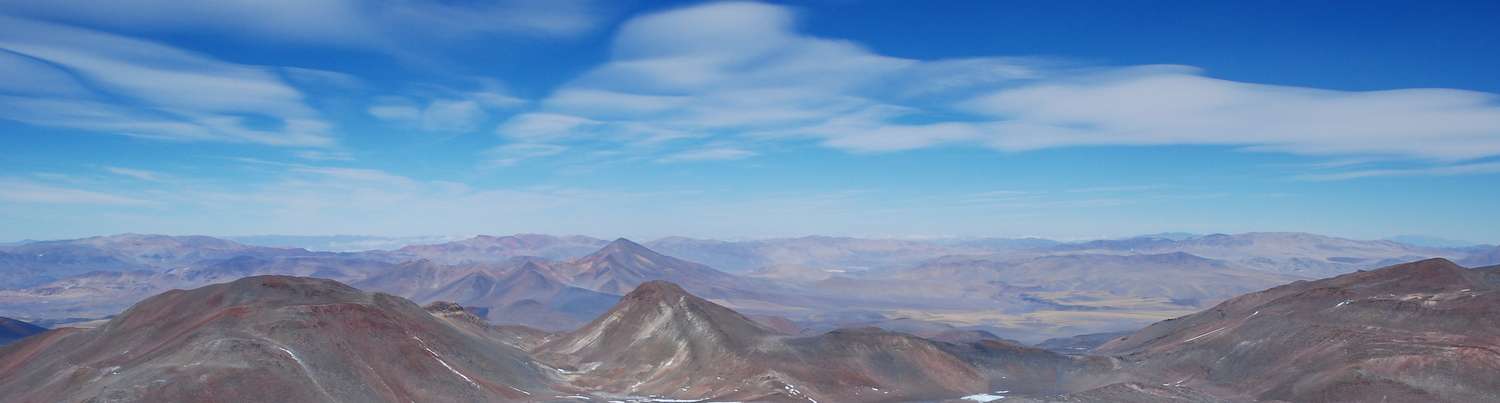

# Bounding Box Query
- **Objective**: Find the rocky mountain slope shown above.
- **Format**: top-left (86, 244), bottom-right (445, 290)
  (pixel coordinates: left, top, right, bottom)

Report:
top-left (5, 257), bottom-right (1499, 402)
top-left (536, 280), bottom-right (1134, 402)
top-left (0, 276), bottom-right (563, 403)
top-left (1095, 258), bottom-right (1500, 402)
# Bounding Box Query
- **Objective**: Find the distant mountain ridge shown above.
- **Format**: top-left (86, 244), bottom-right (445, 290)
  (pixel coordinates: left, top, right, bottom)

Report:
top-left (1382, 234), bottom-right (1480, 248)
top-left (0, 231), bottom-right (1487, 342)
top-left (643, 235), bottom-right (998, 272)
top-left (1458, 244), bottom-right (1500, 267)
top-left (4, 257), bottom-right (1499, 402)
top-left (0, 234), bottom-right (325, 290)
top-left (1032, 232), bottom-right (1466, 277)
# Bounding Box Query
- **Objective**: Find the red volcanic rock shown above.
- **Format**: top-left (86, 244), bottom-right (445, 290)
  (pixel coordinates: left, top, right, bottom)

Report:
top-left (1096, 258), bottom-right (1500, 403)
top-left (0, 276), bottom-right (561, 403)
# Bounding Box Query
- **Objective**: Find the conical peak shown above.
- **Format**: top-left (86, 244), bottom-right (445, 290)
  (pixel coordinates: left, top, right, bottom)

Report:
top-left (600, 238), bottom-right (654, 255)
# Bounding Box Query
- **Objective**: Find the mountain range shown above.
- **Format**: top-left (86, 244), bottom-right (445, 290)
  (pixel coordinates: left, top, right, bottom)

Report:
top-left (4, 257), bottom-right (1497, 401)
top-left (1, 232), bottom-right (1491, 345)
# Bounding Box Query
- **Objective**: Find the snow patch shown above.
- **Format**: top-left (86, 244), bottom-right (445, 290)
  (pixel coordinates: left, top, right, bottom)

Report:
top-left (1183, 327), bottom-right (1225, 342)
top-left (962, 391), bottom-right (1008, 402)
top-left (411, 335), bottom-right (480, 389)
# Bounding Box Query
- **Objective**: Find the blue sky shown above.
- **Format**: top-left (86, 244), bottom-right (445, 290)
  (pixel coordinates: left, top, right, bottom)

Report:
top-left (2, 0), bottom-right (1499, 243)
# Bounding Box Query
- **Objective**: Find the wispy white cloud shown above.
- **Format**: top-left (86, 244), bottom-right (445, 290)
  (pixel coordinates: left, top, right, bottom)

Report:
top-left (1068, 185), bottom-right (1171, 193)
top-left (958, 67), bottom-right (1500, 160)
top-left (495, 1), bottom-right (1500, 175)
top-left (369, 90), bottom-right (524, 134)
top-left (654, 148), bottom-right (756, 163)
top-left (0, 15), bottom-right (335, 147)
top-left (102, 167), bottom-right (162, 182)
top-left (0, 178), bottom-right (153, 205)
top-left (1297, 161), bottom-right (1500, 180)
top-left (0, 0), bottom-right (606, 51)
top-left (294, 150), bottom-right (356, 161)
top-left (484, 143), bottom-right (569, 167)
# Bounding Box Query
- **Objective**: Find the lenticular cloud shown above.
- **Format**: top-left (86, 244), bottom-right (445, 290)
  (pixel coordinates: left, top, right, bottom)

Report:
top-left (499, 1), bottom-right (1500, 164)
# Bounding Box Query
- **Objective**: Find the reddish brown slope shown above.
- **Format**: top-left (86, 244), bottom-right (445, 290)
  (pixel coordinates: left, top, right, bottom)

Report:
top-left (1096, 258), bottom-right (1500, 403)
top-left (538, 280), bottom-right (1129, 402)
top-left (0, 275), bottom-right (561, 403)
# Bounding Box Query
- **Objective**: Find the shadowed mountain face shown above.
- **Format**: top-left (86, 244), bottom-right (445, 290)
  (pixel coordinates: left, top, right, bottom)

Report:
top-left (1458, 244), bottom-right (1500, 267)
top-left (537, 280), bottom-right (1130, 402)
top-left (0, 317), bottom-right (45, 346)
top-left (0, 276), bottom-right (561, 403)
top-left (1096, 258), bottom-right (1500, 403)
top-left (567, 238), bottom-right (741, 295)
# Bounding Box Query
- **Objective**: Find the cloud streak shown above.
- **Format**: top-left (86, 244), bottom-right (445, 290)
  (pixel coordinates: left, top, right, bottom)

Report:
top-left (0, 0), bottom-right (605, 50)
top-left (0, 16), bottom-right (335, 147)
top-left (496, 1), bottom-right (1500, 170)
top-left (0, 179), bottom-right (153, 205)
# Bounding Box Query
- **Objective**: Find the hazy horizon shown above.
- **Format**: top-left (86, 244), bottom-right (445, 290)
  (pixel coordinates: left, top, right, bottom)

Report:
top-left (2, 231), bottom-right (1486, 254)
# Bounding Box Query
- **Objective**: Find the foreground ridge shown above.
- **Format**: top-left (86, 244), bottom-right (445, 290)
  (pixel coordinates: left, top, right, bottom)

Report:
top-left (1097, 258), bottom-right (1500, 402)
top-left (0, 276), bottom-right (559, 403)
